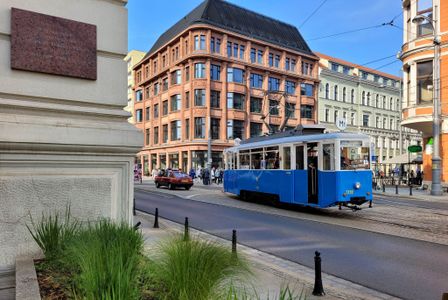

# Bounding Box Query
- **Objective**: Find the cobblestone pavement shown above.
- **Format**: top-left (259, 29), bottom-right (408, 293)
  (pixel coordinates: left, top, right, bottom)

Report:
top-left (135, 211), bottom-right (398, 300)
top-left (136, 180), bottom-right (448, 246)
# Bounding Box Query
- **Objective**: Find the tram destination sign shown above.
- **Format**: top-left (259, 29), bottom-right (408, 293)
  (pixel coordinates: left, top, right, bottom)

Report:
top-left (408, 145), bottom-right (422, 153)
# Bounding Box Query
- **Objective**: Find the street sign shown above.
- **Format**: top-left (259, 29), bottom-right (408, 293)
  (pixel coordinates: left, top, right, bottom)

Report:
top-left (408, 145), bottom-right (422, 153)
top-left (335, 117), bottom-right (347, 131)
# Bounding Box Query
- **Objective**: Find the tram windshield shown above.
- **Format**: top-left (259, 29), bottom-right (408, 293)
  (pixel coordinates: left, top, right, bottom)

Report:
top-left (340, 141), bottom-right (370, 170)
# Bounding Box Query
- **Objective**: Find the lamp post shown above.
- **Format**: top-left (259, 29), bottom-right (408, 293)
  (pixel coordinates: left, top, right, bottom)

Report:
top-left (412, 6), bottom-right (442, 196)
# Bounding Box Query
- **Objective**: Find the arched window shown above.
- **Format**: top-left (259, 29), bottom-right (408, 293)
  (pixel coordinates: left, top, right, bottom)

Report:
top-left (334, 85), bottom-right (338, 101)
top-left (325, 83), bottom-right (329, 99)
top-left (342, 87), bottom-right (346, 102)
top-left (382, 96), bottom-right (386, 109)
top-left (334, 110), bottom-right (339, 122)
top-left (390, 97), bottom-right (393, 110)
top-left (375, 95), bottom-right (379, 107)
top-left (362, 91), bottom-right (366, 105)
top-left (367, 92), bottom-right (371, 106)
top-left (351, 89), bottom-right (355, 103)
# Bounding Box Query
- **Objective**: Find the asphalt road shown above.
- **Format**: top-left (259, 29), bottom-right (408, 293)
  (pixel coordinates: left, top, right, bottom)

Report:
top-left (135, 189), bottom-right (448, 300)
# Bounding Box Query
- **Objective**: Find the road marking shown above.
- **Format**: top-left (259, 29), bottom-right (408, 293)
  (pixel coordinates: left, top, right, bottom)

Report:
top-left (186, 194), bottom-right (200, 199)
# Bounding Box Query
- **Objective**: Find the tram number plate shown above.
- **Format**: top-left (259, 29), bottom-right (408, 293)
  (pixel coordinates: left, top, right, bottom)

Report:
top-left (345, 189), bottom-right (354, 195)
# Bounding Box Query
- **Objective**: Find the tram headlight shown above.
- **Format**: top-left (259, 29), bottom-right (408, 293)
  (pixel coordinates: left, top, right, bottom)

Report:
top-left (354, 182), bottom-right (361, 189)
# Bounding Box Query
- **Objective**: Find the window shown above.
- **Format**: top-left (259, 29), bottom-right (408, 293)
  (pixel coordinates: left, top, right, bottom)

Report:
top-left (361, 72), bottom-right (368, 80)
top-left (375, 95), bottom-right (379, 107)
top-left (390, 97), bottom-right (393, 110)
top-left (227, 41), bottom-right (244, 58)
top-left (153, 126), bottom-right (159, 144)
top-left (250, 122), bottom-right (262, 137)
top-left (266, 100), bottom-right (278, 117)
top-left (210, 64), bottom-right (221, 81)
top-left (170, 94), bottom-right (181, 111)
top-left (268, 53), bottom-right (274, 67)
top-left (363, 114), bottom-right (369, 127)
top-left (185, 91), bottom-right (190, 109)
top-left (302, 62), bottom-right (313, 75)
top-left (154, 83), bottom-right (159, 96)
top-left (351, 89), bottom-right (355, 103)
top-left (162, 100), bottom-right (168, 115)
top-left (145, 86), bottom-right (150, 98)
top-left (227, 120), bottom-right (244, 139)
top-left (417, 60), bottom-right (433, 104)
top-left (250, 48), bottom-right (256, 63)
top-left (145, 129), bottom-right (150, 146)
top-left (334, 85), bottom-right (338, 100)
top-left (162, 78), bottom-right (168, 91)
top-left (300, 105), bottom-right (313, 119)
top-left (145, 106), bottom-right (150, 121)
top-left (334, 110), bottom-right (339, 122)
top-left (268, 77), bottom-right (280, 91)
top-left (171, 70), bottom-right (181, 85)
top-left (170, 120), bottom-right (181, 141)
top-left (185, 119), bottom-right (190, 140)
top-left (233, 43), bottom-right (238, 57)
top-left (274, 55), bottom-right (280, 68)
top-left (362, 91), bottom-right (366, 105)
top-left (382, 96), bottom-right (386, 108)
top-left (376, 116), bottom-right (380, 128)
top-left (194, 63), bottom-right (205, 78)
top-left (367, 92), bottom-right (370, 106)
top-left (390, 119), bottom-right (394, 130)
top-left (250, 73), bottom-right (263, 88)
top-left (373, 75), bottom-right (380, 83)
top-left (194, 117), bottom-right (206, 138)
top-left (210, 37), bottom-right (221, 53)
top-left (227, 92), bottom-right (245, 110)
top-left (331, 63), bottom-right (339, 72)
top-left (194, 89), bottom-right (206, 106)
top-left (295, 145), bottom-right (304, 170)
top-left (194, 35), bottom-right (205, 50)
top-left (154, 104), bottom-right (159, 118)
top-left (325, 83), bottom-right (329, 99)
top-left (322, 144), bottom-right (335, 170)
top-left (153, 60), bottom-right (158, 75)
top-left (325, 108), bottom-right (330, 122)
top-left (286, 103), bottom-right (295, 118)
top-left (211, 118), bottom-right (220, 139)
top-left (211, 90), bottom-right (220, 108)
top-left (340, 142), bottom-right (370, 170)
top-left (135, 90), bottom-right (142, 102)
top-left (257, 50), bottom-right (263, 64)
top-left (162, 124), bottom-right (168, 143)
top-left (342, 87), bottom-right (347, 102)
top-left (285, 57), bottom-right (290, 71)
top-left (383, 118), bottom-right (387, 129)
top-left (227, 42), bottom-right (232, 57)
top-left (239, 45), bottom-right (245, 59)
top-left (227, 67), bottom-right (244, 83)
top-left (301, 83), bottom-right (314, 96)
top-left (250, 97), bottom-right (262, 113)
top-left (417, 0), bottom-right (433, 37)
top-left (351, 112), bottom-right (355, 125)
top-left (285, 81), bottom-right (296, 94)
top-left (291, 59), bottom-right (296, 72)
top-left (136, 109), bottom-right (143, 122)
top-left (185, 66), bottom-right (190, 82)
top-left (342, 66), bottom-right (350, 75)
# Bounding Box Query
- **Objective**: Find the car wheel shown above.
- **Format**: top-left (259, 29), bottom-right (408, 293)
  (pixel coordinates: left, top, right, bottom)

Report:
top-left (168, 183), bottom-right (174, 190)
top-left (156, 182), bottom-right (160, 188)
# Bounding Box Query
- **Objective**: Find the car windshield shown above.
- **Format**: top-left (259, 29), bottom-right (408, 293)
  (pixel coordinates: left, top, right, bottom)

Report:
top-left (173, 172), bottom-right (188, 178)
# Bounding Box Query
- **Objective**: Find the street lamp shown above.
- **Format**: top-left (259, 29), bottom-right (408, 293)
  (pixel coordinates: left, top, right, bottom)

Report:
top-left (412, 7), bottom-right (443, 196)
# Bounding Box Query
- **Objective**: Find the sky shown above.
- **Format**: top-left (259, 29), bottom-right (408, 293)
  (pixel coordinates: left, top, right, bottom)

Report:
top-left (127, 0), bottom-right (404, 77)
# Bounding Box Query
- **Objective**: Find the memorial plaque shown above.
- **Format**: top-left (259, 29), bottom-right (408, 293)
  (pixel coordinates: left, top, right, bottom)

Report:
top-left (10, 8), bottom-right (97, 80)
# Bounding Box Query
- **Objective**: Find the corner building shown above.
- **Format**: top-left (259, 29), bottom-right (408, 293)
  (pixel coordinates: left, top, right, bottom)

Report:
top-left (133, 0), bottom-right (319, 174)
top-left (401, 0), bottom-right (448, 185)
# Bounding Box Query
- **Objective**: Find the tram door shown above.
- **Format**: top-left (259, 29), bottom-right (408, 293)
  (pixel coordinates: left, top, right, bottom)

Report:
top-left (307, 143), bottom-right (318, 204)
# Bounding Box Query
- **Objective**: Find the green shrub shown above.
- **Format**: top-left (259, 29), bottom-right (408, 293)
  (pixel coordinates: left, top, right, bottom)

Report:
top-left (26, 207), bottom-right (79, 260)
top-left (150, 235), bottom-right (251, 300)
top-left (67, 220), bottom-right (144, 300)
top-left (225, 284), bottom-right (306, 300)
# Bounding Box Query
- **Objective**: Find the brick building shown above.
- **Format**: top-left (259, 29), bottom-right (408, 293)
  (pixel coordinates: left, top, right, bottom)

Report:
top-left (133, 0), bottom-right (319, 174)
top-left (401, 0), bottom-right (448, 186)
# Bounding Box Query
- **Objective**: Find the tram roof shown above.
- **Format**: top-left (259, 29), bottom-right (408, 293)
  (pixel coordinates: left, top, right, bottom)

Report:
top-left (225, 132), bottom-right (370, 152)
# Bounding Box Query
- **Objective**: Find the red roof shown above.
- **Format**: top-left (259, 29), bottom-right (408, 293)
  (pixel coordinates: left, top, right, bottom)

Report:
top-left (314, 52), bottom-right (401, 81)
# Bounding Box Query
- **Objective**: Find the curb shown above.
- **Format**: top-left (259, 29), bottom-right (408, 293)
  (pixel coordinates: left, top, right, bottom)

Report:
top-left (15, 257), bottom-right (40, 300)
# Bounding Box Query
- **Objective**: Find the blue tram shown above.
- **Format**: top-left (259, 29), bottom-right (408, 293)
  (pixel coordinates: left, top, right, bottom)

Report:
top-left (223, 131), bottom-right (373, 209)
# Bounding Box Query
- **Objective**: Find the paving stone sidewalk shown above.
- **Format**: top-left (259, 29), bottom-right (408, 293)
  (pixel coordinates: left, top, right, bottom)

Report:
top-left (135, 211), bottom-right (398, 300)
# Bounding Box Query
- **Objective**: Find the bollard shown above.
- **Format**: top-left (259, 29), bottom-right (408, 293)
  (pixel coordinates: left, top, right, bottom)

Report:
top-left (153, 208), bottom-right (159, 228)
top-left (409, 185), bottom-right (413, 196)
top-left (312, 251), bottom-right (325, 296)
top-left (442, 293), bottom-right (448, 300)
top-left (382, 183), bottom-right (386, 193)
top-left (369, 200), bottom-right (372, 208)
top-left (338, 202), bottom-right (342, 210)
top-left (133, 198), bottom-right (136, 216)
top-left (232, 229), bottom-right (237, 256)
top-left (133, 221), bottom-right (141, 230)
top-left (184, 217), bottom-right (189, 241)
top-left (395, 185), bottom-right (399, 195)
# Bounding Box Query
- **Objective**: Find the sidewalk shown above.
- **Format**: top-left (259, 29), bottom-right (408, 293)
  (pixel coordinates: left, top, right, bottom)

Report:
top-left (373, 185), bottom-right (448, 202)
top-left (135, 211), bottom-right (398, 300)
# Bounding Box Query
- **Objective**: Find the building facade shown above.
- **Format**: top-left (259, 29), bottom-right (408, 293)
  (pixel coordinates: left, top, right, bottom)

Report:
top-left (133, 0), bottom-right (319, 174)
top-left (317, 53), bottom-right (421, 164)
top-left (124, 50), bottom-right (145, 124)
top-left (401, 0), bottom-right (448, 185)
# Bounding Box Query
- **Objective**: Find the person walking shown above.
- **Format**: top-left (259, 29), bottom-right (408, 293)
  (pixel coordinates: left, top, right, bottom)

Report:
top-left (189, 168), bottom-right (196, 179)
top-left (211, 167), bottom-right (216, 184)
top-left (203, 167), bottom-right (210, 185)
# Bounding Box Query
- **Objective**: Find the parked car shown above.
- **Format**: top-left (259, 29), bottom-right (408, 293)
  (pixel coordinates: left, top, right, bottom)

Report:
top-left (155, 170), bottom-right (193, 190)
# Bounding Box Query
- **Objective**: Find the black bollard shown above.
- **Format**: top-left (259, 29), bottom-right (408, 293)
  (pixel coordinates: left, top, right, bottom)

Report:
top-left (232, 229), bottom-right (237, 255)
top-left (133, 198), bottom-right (136, 216)
top-left (133, 221), bottom-right (141, 230)
top-left (153, 208), bottom-right (159, 228)
top-left (382, 182), bottom-right (386, 193)
top-left (369, 200), bottom-right (372, 208)
top-left (312, 251), bottom-right (325, 296)
top-left (184, 217), bottom-right (189, 241)
top-left (395, 185), bottom-right (399, 195)
top-left (409, 185), bottom-right (413, 196)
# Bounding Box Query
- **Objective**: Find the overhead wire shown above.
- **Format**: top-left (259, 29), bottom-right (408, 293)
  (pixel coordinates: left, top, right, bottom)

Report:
top-left (299, 0), bottom-right (329, 29)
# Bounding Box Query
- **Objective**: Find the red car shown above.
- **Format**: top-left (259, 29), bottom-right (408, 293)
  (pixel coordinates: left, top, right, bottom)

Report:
top-left (155, 170), bottom-right (193, 190)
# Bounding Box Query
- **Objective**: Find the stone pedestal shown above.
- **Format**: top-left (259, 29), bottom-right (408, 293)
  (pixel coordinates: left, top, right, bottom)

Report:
top-left (0, 0), bottom-right (142, 269)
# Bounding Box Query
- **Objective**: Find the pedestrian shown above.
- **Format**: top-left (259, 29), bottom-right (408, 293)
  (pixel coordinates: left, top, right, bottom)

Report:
top-left (151, 168), bottom-right (158, 178)
top-left (211, 167), bottom-right (216, 184)
top-left (203, 168), bottom-right (210, 185)
top-left (416, 168), bottom-right (422, 186)
top-left (189, 168), bottom-right (196, 179)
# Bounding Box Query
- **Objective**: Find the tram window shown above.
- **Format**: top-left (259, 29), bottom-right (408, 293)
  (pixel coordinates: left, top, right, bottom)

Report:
top-left (264, 146), bottom-right (279, 169)
top-left (251, 148), bottom-right (263, 169)
top-left (322, 144), bottom-right (335, 171)
top-left (295, 146), bottom-right (304, 170)
top-left (283, 147), bottom-right (291, 169)
top-left (340, 141), bottom-right (370, 170)
top-left (239, 150), bottom-right (250, 169)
